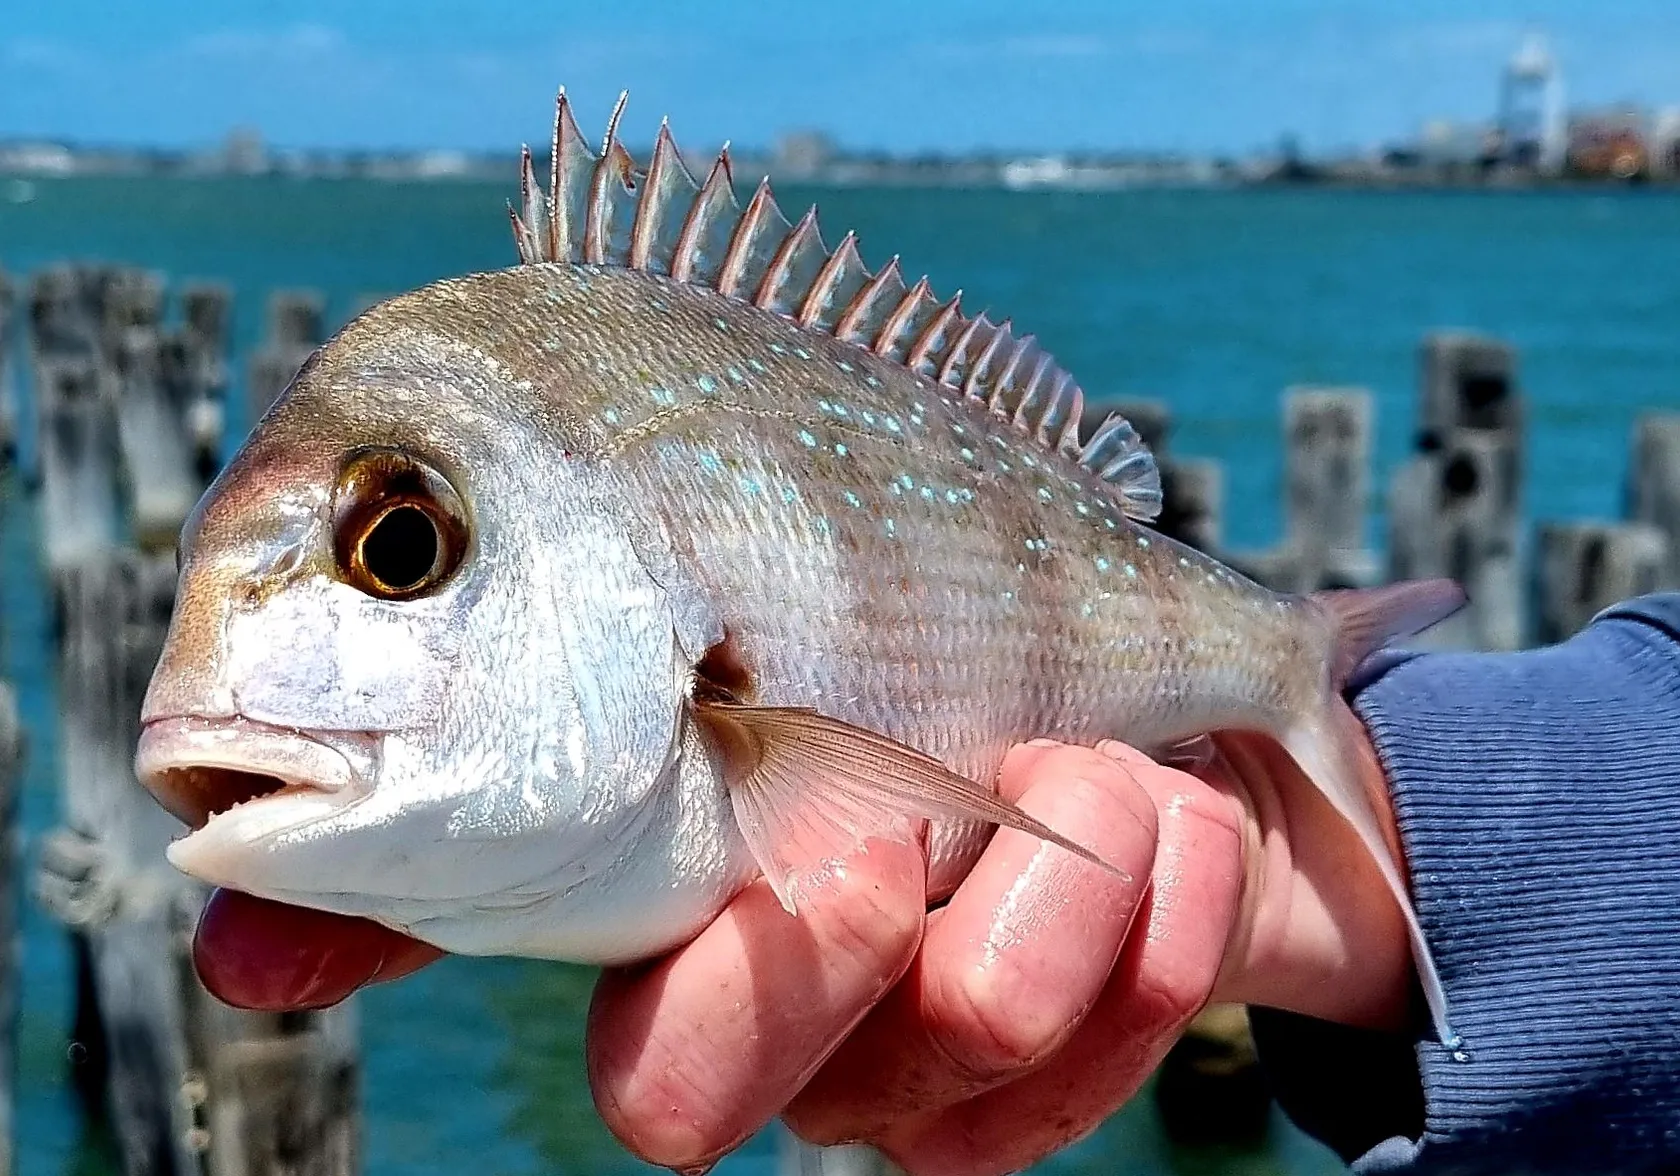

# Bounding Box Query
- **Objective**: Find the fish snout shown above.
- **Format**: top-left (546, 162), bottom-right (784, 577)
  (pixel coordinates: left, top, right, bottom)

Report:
top-left (135, 715), bottom-right (359, 830)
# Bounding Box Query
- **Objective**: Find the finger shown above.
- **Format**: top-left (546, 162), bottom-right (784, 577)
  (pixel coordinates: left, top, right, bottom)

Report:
top-left (879, 767), bottom-right (1246, 1176)
top-left (586, 835), bottom-right (927, 1171)
top-left (785, 745), bottom-right (1158, 1146)
top-left (194, 888), bottom-right (444, 1011)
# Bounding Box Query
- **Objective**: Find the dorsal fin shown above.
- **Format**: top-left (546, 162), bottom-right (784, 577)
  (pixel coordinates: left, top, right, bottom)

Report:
top-left (510, 89), bottom-right (1161, 524)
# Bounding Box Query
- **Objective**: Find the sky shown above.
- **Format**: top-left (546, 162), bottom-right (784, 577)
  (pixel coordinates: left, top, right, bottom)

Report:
top-left (3, 1), bottom-right (1679, 156)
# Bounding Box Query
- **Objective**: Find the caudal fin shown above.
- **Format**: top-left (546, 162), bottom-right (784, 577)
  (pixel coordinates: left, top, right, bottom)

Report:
top-left (1283, 579), bottom-right (1466, 1045)
top-left (1312, 579), bottom-right (1466, 688)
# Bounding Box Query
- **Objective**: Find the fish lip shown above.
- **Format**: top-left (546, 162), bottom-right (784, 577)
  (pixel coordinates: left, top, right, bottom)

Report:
top-left (136, 715), bottom-right (364, 831)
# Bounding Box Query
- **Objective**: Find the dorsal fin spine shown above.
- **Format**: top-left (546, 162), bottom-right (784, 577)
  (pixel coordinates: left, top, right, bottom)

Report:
top-left (907, 292), bottom-right (962, 374)
top-left (797, 230), bottom-right (853, 326)
top-left (546, 92), bottom-right (565, 261)
top-left (874, 277), bottom-right (929, 358)
top-left (512, 89), bottom-right (1162, 523)
top-left (937, 313), bottom-right (985, 387)
top-left (967, 320), bottom-right (1010, 402)
top-left (756, 205), bottom-right (821, 310)
top-left (719, 178), bottom-right (774, 298)
top-left (835, 256), bottom-right (899, 342)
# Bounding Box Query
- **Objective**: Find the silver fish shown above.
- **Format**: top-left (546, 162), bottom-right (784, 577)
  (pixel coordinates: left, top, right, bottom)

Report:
top-left (135, 90), bottom-right (1462, 1043)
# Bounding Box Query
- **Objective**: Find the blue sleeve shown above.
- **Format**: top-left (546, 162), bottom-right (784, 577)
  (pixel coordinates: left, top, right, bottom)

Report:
top-left (1247, 593), bottom-right (1680, 1174)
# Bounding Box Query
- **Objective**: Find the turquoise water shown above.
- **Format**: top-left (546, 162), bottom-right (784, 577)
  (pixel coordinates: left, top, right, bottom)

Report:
top-left (0, 177), bottom-right (1677, 1175)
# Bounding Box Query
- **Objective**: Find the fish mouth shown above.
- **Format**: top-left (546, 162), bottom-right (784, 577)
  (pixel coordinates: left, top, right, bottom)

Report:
top-left (136, 715), bottom-right (362, 831)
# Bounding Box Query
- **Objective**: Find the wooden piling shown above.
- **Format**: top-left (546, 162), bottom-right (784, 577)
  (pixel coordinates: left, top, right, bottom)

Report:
top-left (28, 265), bottom-right (360, 1176)
top-left (0, 683), bottom-right (22, 1176)
top-left (1390, 334), bottom-right (1526, 650)
top-left (1535, 522), bottom-right (1668, 644)
top-left (248, 291), bottom-right (325, 421)
top-left (1282, 387), bottom-right (1379, 589)
top-left (1628, 413), bottom-right (1680, 590)
top-left (0, 268), bottom-right (15, 465)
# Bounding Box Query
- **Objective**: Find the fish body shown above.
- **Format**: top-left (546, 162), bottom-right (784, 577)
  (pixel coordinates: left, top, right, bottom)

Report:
top-left (137, 93), bottom-right (1461, 1041)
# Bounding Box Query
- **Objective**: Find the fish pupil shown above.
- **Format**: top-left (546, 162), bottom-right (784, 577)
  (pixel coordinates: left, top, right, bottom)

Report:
top-left (361, 505), bottom-right (440, 592)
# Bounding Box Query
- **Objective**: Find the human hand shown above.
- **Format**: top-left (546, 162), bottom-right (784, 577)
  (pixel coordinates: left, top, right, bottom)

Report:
top-left (192, 702), bottom-right (1414, 1175)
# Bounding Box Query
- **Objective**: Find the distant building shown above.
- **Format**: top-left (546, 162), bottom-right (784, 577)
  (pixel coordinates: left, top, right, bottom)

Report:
top-left (1496, 33), bottom-right (1567, 173)
top-left (220, 128), bottom-right (269, 175)
top-left (0, 142), bottom-right (75, 175)
top-left (1652, 108), bottom-right (1680, 178)
top-left (772, 131), bottom-right (835, 180)
top-left (1568, 107), bottom-right (1649, 179)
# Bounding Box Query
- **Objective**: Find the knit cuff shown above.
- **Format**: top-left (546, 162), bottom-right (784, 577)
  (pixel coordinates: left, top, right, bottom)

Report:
top-left (1252, 596), bottom-right (1680, 1174)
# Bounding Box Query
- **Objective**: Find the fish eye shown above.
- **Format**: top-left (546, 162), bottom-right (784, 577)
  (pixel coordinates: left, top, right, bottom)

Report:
top-left (333, 448), bottom-right (469, 600)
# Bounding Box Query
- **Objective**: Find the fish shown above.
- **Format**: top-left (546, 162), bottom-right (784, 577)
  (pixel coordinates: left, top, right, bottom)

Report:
top-left (134, 89), bottom-right (1463, 1044)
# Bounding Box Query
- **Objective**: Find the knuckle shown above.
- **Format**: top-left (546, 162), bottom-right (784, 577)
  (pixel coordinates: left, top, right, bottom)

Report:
top-left (929, 960), bottom-right (1056, 1079)
top-left (814, 855), bottom-right (924, 982)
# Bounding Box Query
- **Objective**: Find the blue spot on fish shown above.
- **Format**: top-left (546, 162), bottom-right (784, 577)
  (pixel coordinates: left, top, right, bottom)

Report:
top-left (748, 358), bottom-right (767, 373)
top-left (1125, 563), bottom-right (1138, 578)
top-left (844, 491), bottom-right (863, 508)
top-left (770, 342), bottom-right (787, 355)
top-left (885, 417), bottom-right (903, 434)
top-left (799, 430), bottom-right (817, 448)
top-left (834, 443), bottom-right (849, 457)
top-left (603, 408), bottom-right (620, 425)
top-left (698, 453), bottom-right (724, 474)
top-left (697, 375), bottom-right (718, 394)
top-left (945, 489), bottom-right (961, 504)
top-left (728, 366), bottom-right (745, 383)
top-left (838, 360), bottom-right (854, 373)
top-left (1095, 556), bottom-right (1111, 572)
top-left (781, 486), bottom-right (799, 505)
top-left (1038, 487), bottom-right (1053, 502)
top-left (884, 518), bottom-right (897, 538)
top-left (920, 486), bottom-right (934, 501)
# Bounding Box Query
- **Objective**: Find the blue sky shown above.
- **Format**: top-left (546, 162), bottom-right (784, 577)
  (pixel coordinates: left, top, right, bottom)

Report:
top-left (3, 1), bottom-right (1678, 155)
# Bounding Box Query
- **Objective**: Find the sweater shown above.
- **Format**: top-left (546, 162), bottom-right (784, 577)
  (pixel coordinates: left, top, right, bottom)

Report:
top-left (1249, 592), bottom-right (1680, 1175)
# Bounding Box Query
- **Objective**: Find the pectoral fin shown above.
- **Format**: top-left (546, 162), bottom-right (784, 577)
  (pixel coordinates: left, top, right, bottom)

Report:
top-left (692, 701), bottom-right (1125, 915)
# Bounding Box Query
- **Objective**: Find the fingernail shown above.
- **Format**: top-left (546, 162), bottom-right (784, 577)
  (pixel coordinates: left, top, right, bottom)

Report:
top-left (1024, 737), bottom-right (1066, 748)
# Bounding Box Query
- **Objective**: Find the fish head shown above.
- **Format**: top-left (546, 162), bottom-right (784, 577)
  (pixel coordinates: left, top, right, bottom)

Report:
top-left (138, 271), bottom-right (731, 960)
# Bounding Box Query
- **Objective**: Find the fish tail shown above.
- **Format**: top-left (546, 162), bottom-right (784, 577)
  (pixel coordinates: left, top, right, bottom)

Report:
top-left (1281, 579), bottom-right (1466, 1046)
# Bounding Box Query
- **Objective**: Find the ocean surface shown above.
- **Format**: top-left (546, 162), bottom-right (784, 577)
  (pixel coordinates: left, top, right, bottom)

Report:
top-left (0, 176), bottom-right (1676, 1175)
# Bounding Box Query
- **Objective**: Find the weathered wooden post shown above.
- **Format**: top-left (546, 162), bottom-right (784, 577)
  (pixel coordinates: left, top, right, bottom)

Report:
top-left (1389, 334), bottom-right (1525, 650)
top-left (0, 682), bottom-right (22, 1176)
top-left (1535, 522), bottom-right (1668, 644)
top-left (174, 284), bottom-right (233, 485)
top-left (114, 326), bottom-right (210, 552)
top-left (0, 268), bottom-right (15, 466)
top-left (32, 269), bottom-right (360, 1176)
top-left (32, 352), bottom-right (123, 575)
top-left (248, 290), bottom-right (324, 422)
top-left (1283, 387), bottom-right (1379, 589)
top-left (1628, 413), bottom-right (1680, 590)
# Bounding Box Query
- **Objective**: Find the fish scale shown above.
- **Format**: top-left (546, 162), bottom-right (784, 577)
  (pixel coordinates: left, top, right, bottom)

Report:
top-left (135, 89), bottom-right (1464, 1053)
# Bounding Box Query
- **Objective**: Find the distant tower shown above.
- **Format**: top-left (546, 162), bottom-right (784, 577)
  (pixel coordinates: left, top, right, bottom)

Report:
top-left (1498, 34), bottom-right (1566, 173)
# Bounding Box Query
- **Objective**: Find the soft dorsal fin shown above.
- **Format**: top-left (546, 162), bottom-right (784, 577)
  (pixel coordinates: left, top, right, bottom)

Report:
top-left (509, 89), bottom-right (1161, 525)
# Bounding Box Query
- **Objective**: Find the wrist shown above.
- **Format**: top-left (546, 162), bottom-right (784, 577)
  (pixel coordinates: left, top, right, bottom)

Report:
top-left (1204, 725), bottom-right (1414, 1032)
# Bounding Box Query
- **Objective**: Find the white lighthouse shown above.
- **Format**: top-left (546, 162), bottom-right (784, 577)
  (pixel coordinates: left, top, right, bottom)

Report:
top-left (1498, 34), bottom-right (1567, 174)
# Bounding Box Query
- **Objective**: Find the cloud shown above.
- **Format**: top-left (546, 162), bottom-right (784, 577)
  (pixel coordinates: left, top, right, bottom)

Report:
top-left (2, 36), bottom-right (93, 71)
top-left (178, 24), bottom-right (349, 61)
top-left (999, 34), bottom-right (1109, 59)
